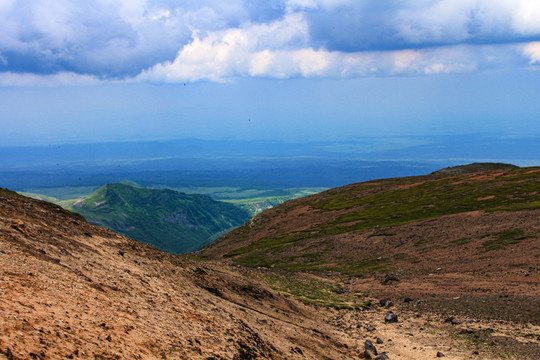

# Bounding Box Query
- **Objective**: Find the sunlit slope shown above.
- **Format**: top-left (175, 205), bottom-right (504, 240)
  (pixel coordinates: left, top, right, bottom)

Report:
top-left (199, 165), bottom-right (540, 273)
top-left (65, 183), bottom-right (251, 254)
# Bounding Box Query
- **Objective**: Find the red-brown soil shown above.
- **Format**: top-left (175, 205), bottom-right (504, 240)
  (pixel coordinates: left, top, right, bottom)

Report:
top-left (1, 188), bottom-right (364, 359)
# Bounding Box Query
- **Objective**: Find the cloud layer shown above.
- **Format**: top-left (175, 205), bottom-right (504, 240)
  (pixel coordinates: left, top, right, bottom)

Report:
top-left (1, 0), bottom-right (540, 84)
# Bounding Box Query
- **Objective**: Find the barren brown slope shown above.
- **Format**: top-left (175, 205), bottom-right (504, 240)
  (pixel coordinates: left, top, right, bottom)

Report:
top-left (0, 188), bottom-right (363, 359)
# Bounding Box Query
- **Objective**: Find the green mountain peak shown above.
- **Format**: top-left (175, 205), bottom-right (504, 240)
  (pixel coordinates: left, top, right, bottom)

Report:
top-left (66, 183), bottom-right (251, 254)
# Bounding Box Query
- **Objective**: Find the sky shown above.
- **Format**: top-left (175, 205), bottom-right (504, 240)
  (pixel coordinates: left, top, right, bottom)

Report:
top-left (1, 0), bottom-right (540, 146)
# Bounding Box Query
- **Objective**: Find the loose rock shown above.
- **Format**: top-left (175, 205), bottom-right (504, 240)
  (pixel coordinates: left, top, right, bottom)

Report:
top-left (379, 298), bottom-right (393, 307)
top-left (364, 339), bottom-right (378, 355)
top-left (383, 274), bottom-right (400, 285)
top-left (444, 316), bottom-right (461, 325)
top-left (436, 351), bottom-right (445, 357)
top-left (384, 312), bottom-right (398, 323)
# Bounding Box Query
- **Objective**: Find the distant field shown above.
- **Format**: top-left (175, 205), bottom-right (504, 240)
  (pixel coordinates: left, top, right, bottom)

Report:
top-left (21, 186), bottom-right (100, 201)
top-left (221, 188), bottom-right (327, 215)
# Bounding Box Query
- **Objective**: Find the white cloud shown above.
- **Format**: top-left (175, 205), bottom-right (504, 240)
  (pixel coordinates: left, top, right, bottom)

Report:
top-left (2, 0), bottom-right (540, 84)
top-left (140, 30), bottom-right (509, 82)
top-left (0, 71), bottom-right (104, 86)
top-left (512, 0), bottom-right (540, 35)
top-left (523, 41), bottom-right (540, 64)
top-left (138, 13), bottom-right (311, 82)
top-left (285, 0), bottom-right (354, 10)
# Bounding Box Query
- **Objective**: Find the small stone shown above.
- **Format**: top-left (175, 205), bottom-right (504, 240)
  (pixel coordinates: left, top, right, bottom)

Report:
top-left (377, 257), bottom-right (383, 261)
top-left (436, 351), bottom-right (445, 357)
top-left (364, 340), bottom-right (378, 355)
top-left (444, 316), bottom-right (461, 325)
top-left (118, 249), bottom-right (125, 256)
top-left (416, 299), bottom-right (425, 305)
top-left (472, 350), bottom-right (480, 355)
top-left (366, 325), bottom-right (376, 332)
top-left (379, 298), bottom-right (393, 307)
top-left (375, 353), bottom-right (389, 360)
top-left (384, 312), bottom-right (398, 323)
top-left (376, 338), bottom-right (383, 344)
top-left (459, 328), bottom-right (475, 334)
top-left (403, 297), bottom-right (413, 303)
top-left (383, 274), bottom-right (400, 285)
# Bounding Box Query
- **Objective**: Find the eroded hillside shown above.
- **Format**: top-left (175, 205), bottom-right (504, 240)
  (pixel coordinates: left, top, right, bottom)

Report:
top-left (0, 188), bottom-right (358, 359)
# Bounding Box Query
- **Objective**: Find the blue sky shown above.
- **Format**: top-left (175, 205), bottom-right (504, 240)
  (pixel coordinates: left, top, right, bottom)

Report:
top-left (1, 0), bottom-right (540, 146)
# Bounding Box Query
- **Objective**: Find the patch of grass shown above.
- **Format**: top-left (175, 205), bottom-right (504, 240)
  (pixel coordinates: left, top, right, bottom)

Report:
top-left (224, 231), bottom-right (312, 257)
top-left (323, 254), bottom-right (407, 275)
top-left (509, 263), bottom-right (527, 268)
top-left (254, 272), bottom-right (367, 309)
top-left (367, 232), bottom-right (396, 238)
top-left (414, 237), bottom-right (435, 247)
top-left (181, 253), bottom-right (209, 261)
top-left (481, 229), bottom-right (535, 251)
top-left (449, 237), bottom-right (473, 246)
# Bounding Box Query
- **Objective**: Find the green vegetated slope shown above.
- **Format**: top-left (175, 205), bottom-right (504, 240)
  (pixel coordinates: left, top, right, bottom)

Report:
top-left (64, 183), bottom-right (251, 254)
top-left (199, 164), bottom-right (540, 272)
